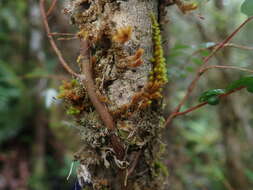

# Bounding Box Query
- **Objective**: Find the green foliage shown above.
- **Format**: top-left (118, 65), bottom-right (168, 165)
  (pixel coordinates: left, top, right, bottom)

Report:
top-left (0, 61), bottom-right (29, 143)
top-left (245, 169), bottom-right (253, 182)
top-left (181, 119), bottom-right (220, 154)
top-left (25, 68), bottom-right (51, 79)
top-left (199, 89), bottom-right (226, 105)
top-left (226, 75), bottom-right (253, 93)
top-left (199, 76), bottom-right (253, 105)
top-left (150, 13), bottom-right (168, 84)
top-left (0, 0), bottom-right (28, 60)
top-left (66, 106), bottom-right (80, 115)
top-left (154, 161), bottom-right (169, 177)
top-left (241, 0), bottom-right (253, 17)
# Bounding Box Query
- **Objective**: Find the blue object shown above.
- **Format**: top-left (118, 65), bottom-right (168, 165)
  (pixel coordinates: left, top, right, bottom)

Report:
top-left (72, 181), bottom-right (82, 190)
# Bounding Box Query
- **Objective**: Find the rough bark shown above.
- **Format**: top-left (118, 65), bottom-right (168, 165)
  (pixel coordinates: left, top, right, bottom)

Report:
top-left (60, 0), bottom-right (169, 189)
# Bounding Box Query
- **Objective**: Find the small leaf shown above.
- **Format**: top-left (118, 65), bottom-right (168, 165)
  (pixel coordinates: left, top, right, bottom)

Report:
top-left (199, 89), bottom-right (226, 103)
top-left (192, 58), bottom-right (204, 65)
top-left (241, 0), bottom-right (253, 17)
top-left (200, 50), bottom-right (210, 57)
top-left (247, 86), bottom-right (253, 93)
top-left (226, 75), bottom-right (253, 93)
top-left (198, 75), bottom-right (253, 106)
top-left (207, 96), bottom-right (220, 105)
top-left (172, 44), bottom-right (190, 51)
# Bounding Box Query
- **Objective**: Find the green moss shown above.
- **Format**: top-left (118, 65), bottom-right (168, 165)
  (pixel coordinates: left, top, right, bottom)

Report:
top-left (154, 161), bottom-right (169, 177)
top-left (149, 13), bottom-right (168, 85)
top-left (66, 106), bottom-right (81, 115)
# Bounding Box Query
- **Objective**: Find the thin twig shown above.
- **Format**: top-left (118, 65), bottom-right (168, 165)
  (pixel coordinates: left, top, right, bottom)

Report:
top-left (79, 39), bottom-right (124, 160)
top-left (203, 16), bottom-right (253, 64)
top-left (40, 0), bottom-right (124, 160)
top-left (128, 150), bottom-right (142, 176)
top-left (201, 65), bottom-right (253, 74)
top-left (57, 36), bottom-right (78, 41)
top-left (192, 43), bottom-right (253, 56)
top-left (124, 150), bottom-right (142, 187)
top-left (40, 0), bottom-right (79, 77)
top-left (165, 16), bottom-right (253, 126)
top-left (46, 0), bottom-right (57, 17)
top-left (49, 32), bottom-right (76, 36)
top-left (165, 86), bottom-right (245, 125)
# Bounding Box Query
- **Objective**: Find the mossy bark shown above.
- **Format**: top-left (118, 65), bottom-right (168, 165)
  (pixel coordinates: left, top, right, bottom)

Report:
top-left (62, 0), bottom-right (169, 189)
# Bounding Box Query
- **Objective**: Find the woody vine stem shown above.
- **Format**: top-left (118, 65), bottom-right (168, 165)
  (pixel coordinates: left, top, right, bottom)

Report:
top-left (40, 0), bottom-right (124, 159)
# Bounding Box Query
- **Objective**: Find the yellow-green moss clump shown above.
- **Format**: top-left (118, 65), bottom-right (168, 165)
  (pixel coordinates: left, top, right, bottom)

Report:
top-left (57, 79), bottom-right (88, 115)
top-left (149, 13), bottom-right (168, 87)
top-left (137, 13), bottom-right (168, 107)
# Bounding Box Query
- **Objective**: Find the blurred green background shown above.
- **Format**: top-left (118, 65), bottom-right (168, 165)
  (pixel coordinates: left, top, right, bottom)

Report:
top-left (0, 0), bottom-right (253, 189)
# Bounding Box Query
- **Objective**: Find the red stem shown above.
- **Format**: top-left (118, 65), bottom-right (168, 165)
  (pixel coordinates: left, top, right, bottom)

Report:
top-left (80, 40), bottom-right (125, 160)
top-left (165, 86), bottom-right (246, 126)
top-left (165, 16), bottom-right (253, 125)
top-left (46, 0), bottom-right (57, 17)
top-left (40, 0), bottom-right (79, 77)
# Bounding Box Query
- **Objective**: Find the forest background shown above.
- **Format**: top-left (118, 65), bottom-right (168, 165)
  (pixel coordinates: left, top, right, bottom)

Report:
top-left (0, 0), bottom-right (253, 189)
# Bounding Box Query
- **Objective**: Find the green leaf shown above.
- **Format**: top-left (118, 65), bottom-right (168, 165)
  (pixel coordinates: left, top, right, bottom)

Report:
top-left (192, 57), bottom-right (204, 65)
top-left (226, 75), bottom-right (253, 93)
top-left (207, 96), bottom-right (220, 105)
top-left (200, 49), bottom-right (210, 57)
top-left (241, 0), bottom-right (253, 17)
top-left (199, 89), bottom-right (226, 103)
top-left (172, 43), bottom-right (190, 51)
top-left (245, 169), bottom-right (253, 181)
top-left (198, 75), bottom-right (253, 106)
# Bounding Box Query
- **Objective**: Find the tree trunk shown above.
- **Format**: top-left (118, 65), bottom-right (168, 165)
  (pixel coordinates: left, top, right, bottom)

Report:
top-left (62, 0), bottom-right (169, 189)
top-left (29, 1), bottom-right (47, 189)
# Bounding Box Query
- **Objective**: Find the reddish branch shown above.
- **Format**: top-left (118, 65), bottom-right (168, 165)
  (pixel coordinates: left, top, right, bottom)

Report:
top-left (203, 16), bottom-right (253, 64)
top-left (200, 65), bottom-right (253, 74)
top-left (40, 0), bottom-right (124, 159)
top-left (49, 32), bottom-right (76, 36)
top-left (46, 0), bottom-right (58, 16)
top-left (165, 86), bottom-right (246, 125)
top-left (40, 0), bottom-right (79, 77)
top-left (127, 150), bottom-right (142, 176)
top-left (193, 43), bottom-right (253, 56)
top-left (165, 16), bottom-right (253, 126)
top-left (80, 40), bottom-right (125, 160)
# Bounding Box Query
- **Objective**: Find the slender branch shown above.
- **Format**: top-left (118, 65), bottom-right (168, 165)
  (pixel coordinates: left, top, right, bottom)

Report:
top-left (80, 40), bottom-right (115, 131)
top-left (201, 65), bottom-right (253, 74)
top-left (221, 43), bottom-right (253, 51)
top-left (165, 86), bottom-right (246, 125)
top-left (127, 150), bottom-right (142, 176)
top-left (124, 150), bottom-right (142, 186)
top-left (57, 36), bottom-right (78, 41)
top-left (193, 43), bottom-right (253, 56)
top-left (46, 0), bottom-right (57, 17)
top-left (40, 0), bottom-right (124, 160)
top-left (79, 39), bottom-right (124, 160)
top-left (40, 0), bottom-right (79, 77)
top-left (203, 16), bottom-right (253, 64)
top-left (165, 16), bottom-right (253, 126)
top-left (49, 32), bottom-right (76, 36)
